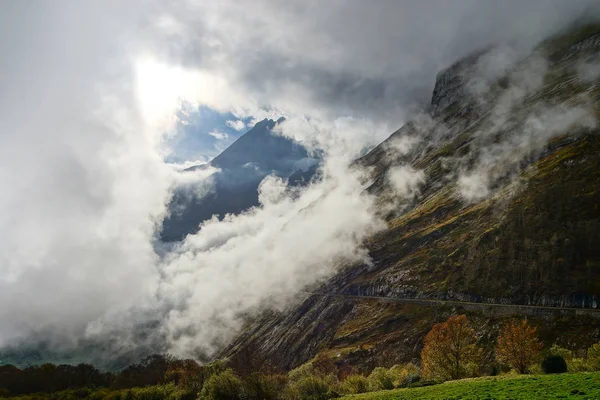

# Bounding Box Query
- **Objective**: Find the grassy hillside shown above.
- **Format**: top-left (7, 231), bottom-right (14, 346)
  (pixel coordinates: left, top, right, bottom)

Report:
top-left (343, 372), bottom-right (600, 400)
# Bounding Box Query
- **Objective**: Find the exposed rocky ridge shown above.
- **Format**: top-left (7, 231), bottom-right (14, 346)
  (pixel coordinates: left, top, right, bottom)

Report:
top-left (430, 49), bottom-right (486, 116)
top-left (224, 24), bottom-right (600, 371)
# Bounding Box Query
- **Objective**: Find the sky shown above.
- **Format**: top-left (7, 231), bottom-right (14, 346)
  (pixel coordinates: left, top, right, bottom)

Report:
top-left (166, 104), bottom-right (252, 164)
top-left (0, 0), bottom-right (599, 361)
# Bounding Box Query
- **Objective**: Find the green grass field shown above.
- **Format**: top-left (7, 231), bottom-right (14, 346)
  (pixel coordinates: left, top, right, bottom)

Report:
top-left (342, 372), bottom-right (600, 400)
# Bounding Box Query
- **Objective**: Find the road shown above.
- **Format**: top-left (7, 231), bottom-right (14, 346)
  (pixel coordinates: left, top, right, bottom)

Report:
top-left (301, 291), bottom-right (600, 314)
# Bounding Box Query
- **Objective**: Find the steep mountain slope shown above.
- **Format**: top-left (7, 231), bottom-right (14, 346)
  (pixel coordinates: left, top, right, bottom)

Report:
top-left (161, 118), bottom-right (318, 242)
top-left (225, 24), bottom-right (600, 372)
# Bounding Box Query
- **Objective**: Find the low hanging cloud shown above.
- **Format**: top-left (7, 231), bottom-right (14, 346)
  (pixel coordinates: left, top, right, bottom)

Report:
top-left (1, 0), bottom-right (600, 363)
top-left (156, 157), bottom-right (385, 357)
top-left (458, 104), bottom-right (597, 203)
top-left (388, 166), bottom-right (426, 199)
top-left (455, 46), bottom-right (598, 203)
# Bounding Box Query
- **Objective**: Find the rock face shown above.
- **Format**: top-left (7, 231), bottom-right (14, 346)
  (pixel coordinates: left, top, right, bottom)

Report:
top-left (430, 50), bottom-right (483, 116)
top-left (161, 118), bottom-right (319, 242)
top-left (224, 24), bottom-right (600, 371)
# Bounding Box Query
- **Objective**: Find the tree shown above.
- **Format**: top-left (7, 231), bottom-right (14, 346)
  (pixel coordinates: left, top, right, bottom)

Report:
top-left (421, 314), bottom-right (481, 381)
top-left (495, 319), bottom-right (542, 374)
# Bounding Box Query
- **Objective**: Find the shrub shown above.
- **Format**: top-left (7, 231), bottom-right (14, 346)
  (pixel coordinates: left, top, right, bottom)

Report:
top-left (339, 375), bottom-right (369, 394)
top-left (288, 362), bottom-right (317, 382)
top-left (587, 343), bottom-right (600, 371)
top-left (547, 345), bottom-right (572, 362)
top-left (367, 367), bottom-right (395, 391)
top-left (118, 383), bottom-right (187, 400)
top-left (203, 360), bottom-right (228, 380)
top-left (200, 369), bottom-right (244, 400)
top-left (291, 375), bottom-right (332, 400)
top-left (389, 363), bottom-right (421, 387)
top-left (529, 364), bottom-right (543, 375)
top-left (311, 354), bottom-right (337, 377)
top-left (542, 355), bottom-right (567, 374)
top-left (568, 358), bottom-right (593, 372)
top-left (243, 373), bottom-right (286, 400)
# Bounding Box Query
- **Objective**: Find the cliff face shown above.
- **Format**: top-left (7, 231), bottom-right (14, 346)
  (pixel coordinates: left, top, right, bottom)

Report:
top-left (430, 50), bottom-right (485, 116)
top-left (224, 24), bottom-right (600, 371)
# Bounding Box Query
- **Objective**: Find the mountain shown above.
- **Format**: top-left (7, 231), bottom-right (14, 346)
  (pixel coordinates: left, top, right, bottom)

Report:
top-left (223, 23), bottom-right (600, 372)
top-left (161, 118), bottom-right (319, 242)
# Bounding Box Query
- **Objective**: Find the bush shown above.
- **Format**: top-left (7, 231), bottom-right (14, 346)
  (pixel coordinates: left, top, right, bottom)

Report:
top-left (339, 375), bottom-right (369, 394)
top-left (529, 364), bottom-right (543, 375)
top-left (288, 363), bottom-right (317, 382)
top-left (389, 363), bottom-right (421, 387)
top-left (130, 384), bottom-right (192, 400)
top-left (568, 358), bottom-right (593, 372)
top-left (200, 369), bottom-right (244, 400)
top-left (243, 373), bottom-right (286, 400)
top-left (367, 367), bottom-right (395, 391)
top-left (104, 383), bottom-right (190, 400)
top-left (542, 355), bottom-right (568, 374)
top-left (547, 345), bottom-right (572, 362)
top-left (291, 375), bottom-right (332, 400)
top-left (587, 343), bottom-right (600, 371)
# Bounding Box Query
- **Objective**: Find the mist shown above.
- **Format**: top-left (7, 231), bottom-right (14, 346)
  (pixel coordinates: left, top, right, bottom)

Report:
top-left (1, 0), bottom-right (599, 362)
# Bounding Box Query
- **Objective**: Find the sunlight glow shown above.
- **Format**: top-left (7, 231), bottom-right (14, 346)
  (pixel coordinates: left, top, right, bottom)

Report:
top-left (134, 57), bottom-right (202, 129)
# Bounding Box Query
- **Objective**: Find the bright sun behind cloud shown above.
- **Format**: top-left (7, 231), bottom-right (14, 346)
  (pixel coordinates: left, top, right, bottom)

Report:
top-left (134, 57), bottom-right (203, 129)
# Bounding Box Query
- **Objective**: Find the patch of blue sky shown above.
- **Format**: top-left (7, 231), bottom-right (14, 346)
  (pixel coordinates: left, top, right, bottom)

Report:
top-left (165, 103), bottom-right (252, 164)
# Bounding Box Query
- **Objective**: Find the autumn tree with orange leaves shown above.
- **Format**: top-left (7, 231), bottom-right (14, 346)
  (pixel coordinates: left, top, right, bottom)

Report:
top-left (496, 319), bottom-right (542, 374)
top-left (421, 314), bottom-right (482, 381)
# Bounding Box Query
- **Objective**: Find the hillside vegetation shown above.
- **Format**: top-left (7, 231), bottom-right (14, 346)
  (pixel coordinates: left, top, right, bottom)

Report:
top-left (343, 372), bottom-right (600, 400)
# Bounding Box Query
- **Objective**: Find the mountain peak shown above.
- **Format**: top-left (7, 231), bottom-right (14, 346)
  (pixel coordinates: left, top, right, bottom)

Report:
top-left (209, 117), bottom-right (305, 171)
top-left (161, 117), bottom-right (317, 242)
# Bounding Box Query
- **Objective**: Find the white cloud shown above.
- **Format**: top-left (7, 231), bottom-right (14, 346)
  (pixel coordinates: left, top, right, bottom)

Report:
top-left (154, 157), bottom-right (385, 357)
top-left (457, 104), bottom-right (597, 203)
top-left (208, 131), bottom-right (229, 140)
top-left (388, 166), bottom-right (425, 199)
top-left (225, 120), bottom-right (246, 131)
